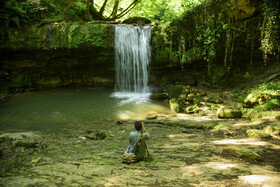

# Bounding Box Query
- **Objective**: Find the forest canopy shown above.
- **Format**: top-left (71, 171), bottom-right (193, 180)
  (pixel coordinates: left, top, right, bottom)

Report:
top-left (0, 0), bottom-right (205, 27)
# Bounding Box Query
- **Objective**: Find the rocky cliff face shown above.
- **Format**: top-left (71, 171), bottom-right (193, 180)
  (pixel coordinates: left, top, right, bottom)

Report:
top-left (0, 22), bottom-right (115, 90)
top-left (150, 0), bottom-right (280, 88)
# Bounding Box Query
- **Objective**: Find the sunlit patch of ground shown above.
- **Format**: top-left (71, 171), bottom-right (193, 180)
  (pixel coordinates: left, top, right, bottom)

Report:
top-left (211, 138), bottom-right (270, 146)
top-left (1, 115), bottom-right (280, 186)
top-left (239, 175), bottom-right (280, 186)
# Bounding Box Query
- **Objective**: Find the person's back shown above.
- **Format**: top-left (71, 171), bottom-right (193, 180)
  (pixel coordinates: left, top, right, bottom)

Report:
top-left (125, 121), bottom-right (150, 161)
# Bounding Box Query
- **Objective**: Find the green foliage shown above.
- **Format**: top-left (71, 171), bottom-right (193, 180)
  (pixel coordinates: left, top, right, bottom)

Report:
top-left (63, 0), bottom-right (87, 21)
top-left (0, 0), bottom-right (44, 27)
top-left (68, 23), bottom-right (109, 48)
top-left (260, 0), bottom-right (280, 64)
top-left (252, 79), bottom-right (280, 95)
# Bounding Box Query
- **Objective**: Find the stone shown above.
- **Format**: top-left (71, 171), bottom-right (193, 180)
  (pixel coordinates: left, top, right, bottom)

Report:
top-left (85, 131), bottom-right (107, 140)
top-left (222, 146), bottom-right (261, 162)
top-left (243, 93), bottom-right (272, 108)
top-left (169, 98), bottom-right (184, 113)
top-left (217, 106), bottom-right (242, 118)
top-left (150, 93), bottom-right (169, 100)
top-left (185, 105), bottom-right (200, 114)
top-left (246, 129), bottom-right (271, 138)
top-left (0, 132), bottom-right (41, 148)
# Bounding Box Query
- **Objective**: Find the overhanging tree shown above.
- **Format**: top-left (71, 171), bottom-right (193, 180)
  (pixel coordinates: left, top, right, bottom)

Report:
top-left (85, 0), bottom-right (141, 21)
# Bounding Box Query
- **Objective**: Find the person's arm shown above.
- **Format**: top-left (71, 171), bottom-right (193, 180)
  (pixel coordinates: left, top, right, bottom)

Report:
top-left (141, 122), bottom-right (150, 139)
top-left (142, 122), bottom-right (148, 133)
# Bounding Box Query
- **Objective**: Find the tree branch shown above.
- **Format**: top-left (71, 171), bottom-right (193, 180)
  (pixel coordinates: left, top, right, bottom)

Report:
top-left (111, 0), bottom-right (141, 20)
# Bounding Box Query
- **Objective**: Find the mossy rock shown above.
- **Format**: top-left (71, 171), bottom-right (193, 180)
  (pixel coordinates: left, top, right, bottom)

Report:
top-left (167, 85), bottom-right (185, 98)
top-left (150, 93), bottom-right (169, 100)
top-left (187, 93), bottom-right (202, 105)
top-left (207, 96), bottom-right (223, 104)
top-left (243, 93), bottom-right (272, 108)
top-left (246, 129), bottom-right (271, 138)
top-left (169, 98), bottom-right (184, 112)
top-left (185, 105), bottom-right (200, 114)
top-left (217, 106), bottom-right (242, 118)
top-left (222, 146), bottom-right (262, 162)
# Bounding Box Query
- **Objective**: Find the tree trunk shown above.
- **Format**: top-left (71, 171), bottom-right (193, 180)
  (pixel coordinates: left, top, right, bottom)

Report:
top-left (109, 0), bottom-right (120, 19)
top-left (98, 0), bottom-right (108, 19)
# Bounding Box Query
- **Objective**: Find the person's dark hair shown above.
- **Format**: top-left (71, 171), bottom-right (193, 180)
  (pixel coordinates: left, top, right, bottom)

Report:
top-left (134, 121), bottom-right (142, 131)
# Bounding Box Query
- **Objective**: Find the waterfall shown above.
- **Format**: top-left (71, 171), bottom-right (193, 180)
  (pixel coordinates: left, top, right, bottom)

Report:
top-left (113, 25), bottom-right (152, 102)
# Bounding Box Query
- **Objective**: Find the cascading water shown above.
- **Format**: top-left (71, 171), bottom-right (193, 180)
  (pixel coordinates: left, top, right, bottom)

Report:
top-left (112, 25), bottom-right (152, 102)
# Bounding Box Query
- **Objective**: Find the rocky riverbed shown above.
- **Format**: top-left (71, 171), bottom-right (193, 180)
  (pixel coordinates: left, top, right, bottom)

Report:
top-left (1, 110), bottom-right (280, 186)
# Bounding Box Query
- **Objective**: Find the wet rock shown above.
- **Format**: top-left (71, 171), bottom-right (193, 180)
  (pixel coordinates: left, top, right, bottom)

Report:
top-left (246, 129), bottom-right (271, 138)
top-left (0, 132), bottom-right (41, 148)
top-left (150, 93), bottom-right (169, 101)
top-left (217, 106), bottom-right (242, 119)
top-left (222, 146), bottom-right (261, 162)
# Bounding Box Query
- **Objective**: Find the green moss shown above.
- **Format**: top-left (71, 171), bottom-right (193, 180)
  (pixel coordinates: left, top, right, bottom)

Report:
top-left (207, 96), bottom-right (223, 104)
top-left (222, 146), bottom-right (262, 162)
top-left (167, 85), bottom-right (186, 98)
top-left (169, 98), bottom-right (184, 112)
top-left (217, 106), bottom-right (242, 119)
top-left (246, 129), bottom-right (271, 138)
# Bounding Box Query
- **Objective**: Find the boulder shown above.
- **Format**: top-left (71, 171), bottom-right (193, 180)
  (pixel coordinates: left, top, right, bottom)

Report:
top-left (243, 93), bottom-right (272, 108)
top-left (185, 105), bottom-right (200, 114)
top-left (150, 93), bottom-right (169, 100)
top-left (222, 146), bottom-right (261, 162)
top-left (217, 106), bottom-right (242, 118)
top-left (169, 98), bottom-right (184, 113)
top-left (0, 132), bottom-right (41, 148)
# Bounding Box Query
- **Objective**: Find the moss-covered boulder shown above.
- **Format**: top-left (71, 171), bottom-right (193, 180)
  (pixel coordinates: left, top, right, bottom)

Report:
top-left (150, 93), bottom-right (169, 101)
top-left (246, 129), bottom-right (271, 138)
top-left (169, 98), bottom-right (184, 112)
top-left (222, 146), bottom-right (262, 162)
top-left (243, 93), bottom-right (272, 108)
top-left (185, 104), bottom-right (200, 114)
top-left (217, 106), bottom-right (242, 118)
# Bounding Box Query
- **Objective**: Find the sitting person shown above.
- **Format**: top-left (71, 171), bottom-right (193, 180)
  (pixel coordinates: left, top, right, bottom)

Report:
top-left (123, 121), bottom-right (150, 163)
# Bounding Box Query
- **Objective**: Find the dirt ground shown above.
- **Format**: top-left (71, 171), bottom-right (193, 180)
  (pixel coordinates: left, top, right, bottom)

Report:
top-left (1, 110), bottom-right (280, 187)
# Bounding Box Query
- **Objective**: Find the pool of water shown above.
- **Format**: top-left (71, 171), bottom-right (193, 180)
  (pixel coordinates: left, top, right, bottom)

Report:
top-left (0, 87), bottom-right (173, 133)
